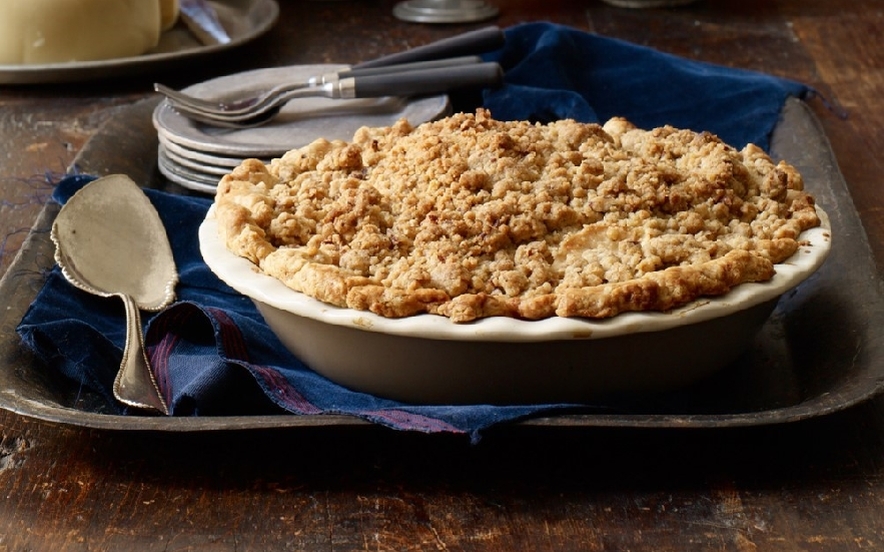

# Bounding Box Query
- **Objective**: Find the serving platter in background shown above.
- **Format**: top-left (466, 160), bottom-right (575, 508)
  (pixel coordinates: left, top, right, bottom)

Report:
top-left (0, 0), bottom-right (279, 84)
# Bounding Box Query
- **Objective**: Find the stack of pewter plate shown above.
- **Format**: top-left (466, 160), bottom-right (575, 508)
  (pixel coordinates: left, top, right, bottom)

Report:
top-left (153, 64), bottom-right (451, 194)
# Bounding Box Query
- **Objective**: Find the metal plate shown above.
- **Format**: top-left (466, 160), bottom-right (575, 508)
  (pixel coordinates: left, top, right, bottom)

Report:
top-left (0, 0), bottom-right (279, 85)
top-left (1, 96), bottom-right (882, 431)
top-left (152, 65), bottom-right (451, 158)
top-left (151, 63), bottom-right (451, 191)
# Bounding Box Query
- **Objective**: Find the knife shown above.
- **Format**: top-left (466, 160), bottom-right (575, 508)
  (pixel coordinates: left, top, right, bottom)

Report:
top-left (179, 0), bottom-right (232, 46)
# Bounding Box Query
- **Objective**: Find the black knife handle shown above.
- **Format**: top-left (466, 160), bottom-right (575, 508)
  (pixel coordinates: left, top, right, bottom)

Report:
top-left (352, 26), bottom-right (505, 69)
top-left (352, 62), bottom-right (504, 98)
top-left (341, 56), bottom-right (483, 79)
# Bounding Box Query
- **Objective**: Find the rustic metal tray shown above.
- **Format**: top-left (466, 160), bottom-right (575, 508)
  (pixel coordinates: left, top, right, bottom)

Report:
top-left (1, 97), bottom-right (882, 431)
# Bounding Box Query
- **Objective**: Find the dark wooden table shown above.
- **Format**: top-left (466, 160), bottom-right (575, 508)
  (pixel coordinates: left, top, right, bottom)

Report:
top-left (2, 0), bottom-right (884, 549)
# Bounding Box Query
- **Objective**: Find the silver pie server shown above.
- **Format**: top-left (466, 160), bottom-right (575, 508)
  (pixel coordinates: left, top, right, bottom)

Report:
top-left (51, 174), bottom-right (178, 415)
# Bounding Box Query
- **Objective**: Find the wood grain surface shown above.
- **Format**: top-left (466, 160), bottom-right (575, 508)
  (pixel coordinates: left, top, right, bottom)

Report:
top-left (1, 1), bottom-right (883, 550)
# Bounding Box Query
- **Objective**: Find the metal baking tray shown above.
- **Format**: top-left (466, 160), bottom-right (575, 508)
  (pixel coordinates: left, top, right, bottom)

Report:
top-left (1, 96), bottom-right (882, 431)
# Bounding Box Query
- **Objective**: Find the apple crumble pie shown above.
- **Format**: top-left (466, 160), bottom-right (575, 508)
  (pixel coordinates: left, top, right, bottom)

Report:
top-left (213, 109), bottom-right (820, 323)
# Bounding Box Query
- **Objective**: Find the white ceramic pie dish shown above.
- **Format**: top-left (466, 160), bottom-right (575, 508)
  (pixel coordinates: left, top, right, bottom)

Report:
top-left (199, 205), bottom-right (831, 405)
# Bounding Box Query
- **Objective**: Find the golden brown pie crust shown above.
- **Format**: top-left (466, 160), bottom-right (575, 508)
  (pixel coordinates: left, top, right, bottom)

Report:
top-left (213, 109), bottom-right (820, 323)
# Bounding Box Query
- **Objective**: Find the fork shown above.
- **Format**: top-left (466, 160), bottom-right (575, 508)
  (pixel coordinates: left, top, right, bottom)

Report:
top-left (154, 25), bottom-right (505, 119)
top-left (156, 55), bottom-right (484, 117)
top-left (159, 61), bottom-right (504, 128)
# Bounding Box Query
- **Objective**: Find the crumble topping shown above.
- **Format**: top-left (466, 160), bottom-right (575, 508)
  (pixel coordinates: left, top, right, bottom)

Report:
top-left (213, 109), bottom-right (820, 323)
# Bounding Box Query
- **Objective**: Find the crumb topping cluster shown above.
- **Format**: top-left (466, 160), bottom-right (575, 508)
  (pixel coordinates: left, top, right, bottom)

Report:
top-left (213, 109), bottom-right (819, 322)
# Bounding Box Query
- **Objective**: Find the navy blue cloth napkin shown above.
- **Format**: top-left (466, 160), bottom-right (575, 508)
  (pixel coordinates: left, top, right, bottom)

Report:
top-left (17, 23), bottom-right (810, 439)
top-left (479, 22), bottom-right (810, 151)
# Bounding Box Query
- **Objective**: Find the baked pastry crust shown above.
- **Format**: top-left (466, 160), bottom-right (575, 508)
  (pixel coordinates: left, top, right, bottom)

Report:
top-left (214, 109), bottom-right (820, 323)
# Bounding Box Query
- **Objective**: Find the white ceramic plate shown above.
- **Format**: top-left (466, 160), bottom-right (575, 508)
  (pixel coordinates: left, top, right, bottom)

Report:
top-left (0, 0), bottom-right (279, 84)
top-left (199, 206), bottom-right (832, 405)
top-left (152, 64), bottom-right (451, 158)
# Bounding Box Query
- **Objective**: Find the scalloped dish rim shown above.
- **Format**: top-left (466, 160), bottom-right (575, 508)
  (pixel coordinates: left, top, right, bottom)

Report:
top-left (198, 205), bottom-right (831, 343)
